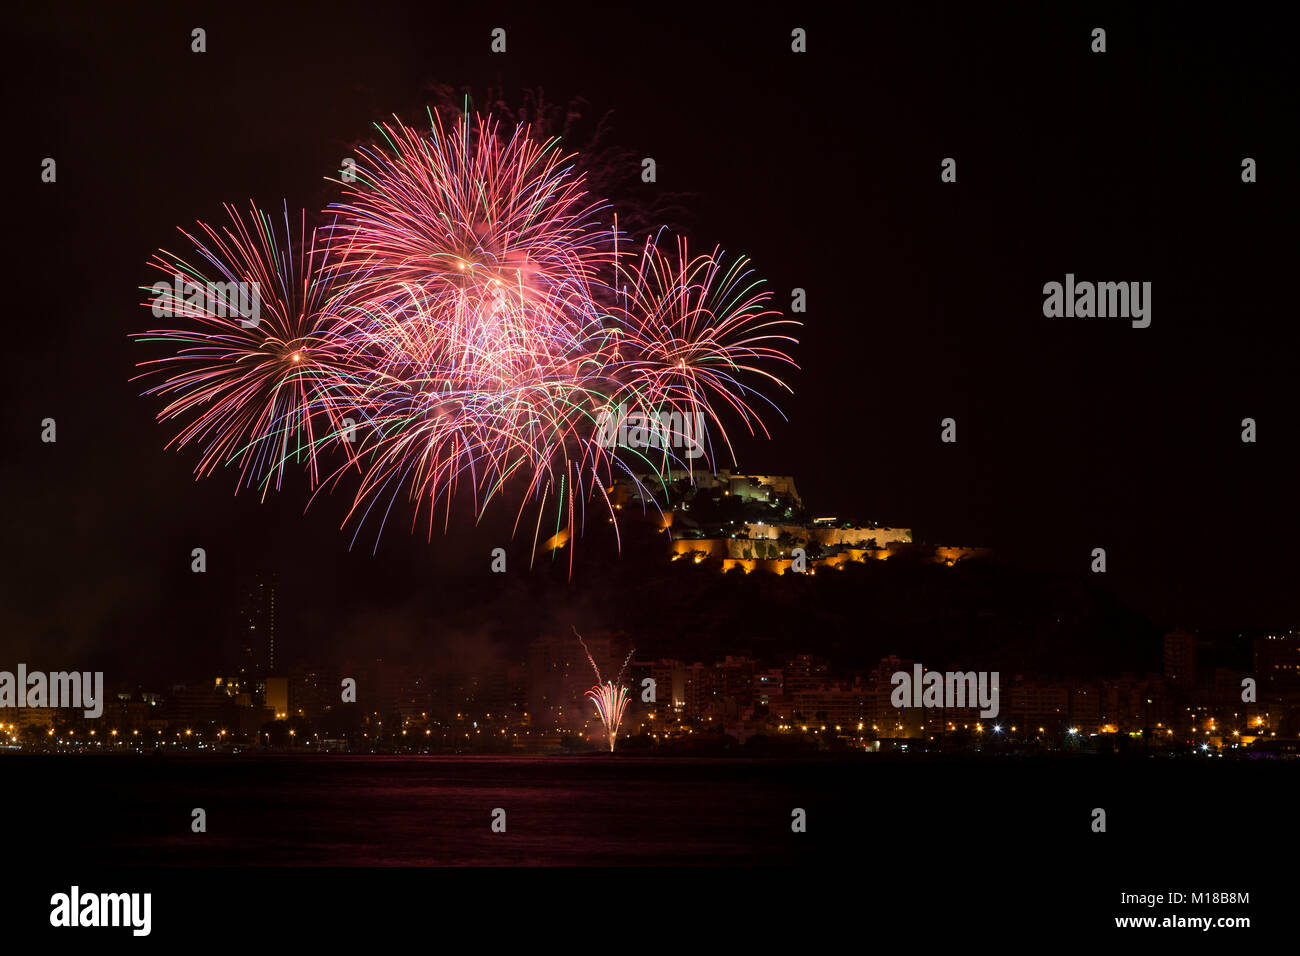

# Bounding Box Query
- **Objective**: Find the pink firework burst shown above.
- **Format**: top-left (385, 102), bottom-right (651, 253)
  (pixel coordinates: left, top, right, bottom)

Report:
top-left (133, 108), bottom-right (799, 561)
top-left (133, 202), bottom-right (354, 496)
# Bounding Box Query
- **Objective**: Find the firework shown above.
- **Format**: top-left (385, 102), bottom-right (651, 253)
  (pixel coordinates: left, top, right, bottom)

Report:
top-left (574, 626), bottom-right (634, 751)
top-left (317, 111), bottom-right (615, 552)
top-left (586, 681), bottom-right (632, 752)
top-left (133, 202), bottom-right (354, 495)
top-left (133, 108), bottom-right (799, 557)
top-left (601, 234), bottom-right (800, 466)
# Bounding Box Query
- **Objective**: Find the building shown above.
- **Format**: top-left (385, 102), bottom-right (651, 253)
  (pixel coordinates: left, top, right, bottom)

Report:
top-left (290, 662), bottom-right (340, 721)
top-left (232, 571), bottom-right (277, 680)
top-left (1163, 630), bottom-right (1198, 689)
top-left (265, 677), bottom-right (289, 721)
top-left (1254, 632), bottom-right (1300, 702)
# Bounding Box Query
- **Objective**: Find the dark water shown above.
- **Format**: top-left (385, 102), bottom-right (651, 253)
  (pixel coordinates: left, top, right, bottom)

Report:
top-left (4, 754), bottom-right (1295, 870)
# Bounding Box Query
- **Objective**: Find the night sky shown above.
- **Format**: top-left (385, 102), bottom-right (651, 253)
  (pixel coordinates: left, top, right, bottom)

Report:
top-left (7, 3), bottom-right (1296, 678)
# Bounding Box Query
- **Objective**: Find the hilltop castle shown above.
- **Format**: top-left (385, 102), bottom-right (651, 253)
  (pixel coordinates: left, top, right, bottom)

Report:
top-left (611, 469), bottom-right (989, 573)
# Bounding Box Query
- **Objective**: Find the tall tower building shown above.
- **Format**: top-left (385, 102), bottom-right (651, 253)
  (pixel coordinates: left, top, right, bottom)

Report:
top-left (234, 571), bottom-right (277, 680)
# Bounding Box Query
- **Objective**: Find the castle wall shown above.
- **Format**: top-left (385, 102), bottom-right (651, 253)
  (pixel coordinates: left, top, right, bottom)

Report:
top-left (742, 523), bottom-right (912, 547)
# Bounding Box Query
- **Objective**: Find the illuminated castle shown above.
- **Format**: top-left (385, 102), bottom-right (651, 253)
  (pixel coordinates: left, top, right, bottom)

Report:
top-left (614, 470), bottom-right (988, 573)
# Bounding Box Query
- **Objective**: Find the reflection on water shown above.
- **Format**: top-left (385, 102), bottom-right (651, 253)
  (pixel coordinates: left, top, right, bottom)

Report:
top-left (8, 754), bottom-right (1286, 867)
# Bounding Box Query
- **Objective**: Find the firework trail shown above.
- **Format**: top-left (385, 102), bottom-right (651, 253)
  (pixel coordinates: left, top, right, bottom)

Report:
top-left (132, 202), bottom-right (356, 496)
top-left (573, 626), bottom-right (634, 751)
top-left (587, 682), bottom-right (631, 753)
top-left (133, 107), bottom-right (799, 557)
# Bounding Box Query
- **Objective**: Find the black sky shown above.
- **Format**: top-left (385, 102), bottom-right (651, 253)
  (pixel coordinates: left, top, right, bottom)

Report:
top-left (6, 2), bottom-right (1297, 677)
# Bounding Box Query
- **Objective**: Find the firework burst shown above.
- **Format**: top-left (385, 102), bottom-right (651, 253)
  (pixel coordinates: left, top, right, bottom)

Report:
top-left (574, 626), bottom-right (634, 752)
top-left (133, 202), bottom-right (354, 496)
top-left (133, 107), bottom-right (798, 557)
top-left (600, 233), bottom-right (800, 468)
